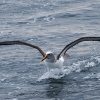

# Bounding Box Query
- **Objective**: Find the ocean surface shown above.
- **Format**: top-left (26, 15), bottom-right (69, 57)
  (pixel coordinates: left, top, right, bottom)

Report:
top-left (0, 0), bottom-right (100, 100)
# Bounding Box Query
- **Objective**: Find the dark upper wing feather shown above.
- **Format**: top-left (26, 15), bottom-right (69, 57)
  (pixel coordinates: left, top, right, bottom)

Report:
top-left (57, 37), bottom-right (100, 59)
top-left (0, 40), bottom-right (46, 57)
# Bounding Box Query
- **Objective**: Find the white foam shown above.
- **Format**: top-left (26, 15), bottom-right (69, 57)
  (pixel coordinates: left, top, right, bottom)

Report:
top-left (37, 68), bottom-right (66, 81)
top-left (85, 62), bottom-right (95, 68)
top-left (94, 56), bottom-right (100, 63)
top-left (38, 61), bottom-right (85, 81)
top-left (38, 55), bottom-right (100, 81)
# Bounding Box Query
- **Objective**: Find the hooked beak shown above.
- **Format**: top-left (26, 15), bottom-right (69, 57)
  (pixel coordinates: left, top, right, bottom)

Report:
top-left (41, 55), bottom-right (47, 62)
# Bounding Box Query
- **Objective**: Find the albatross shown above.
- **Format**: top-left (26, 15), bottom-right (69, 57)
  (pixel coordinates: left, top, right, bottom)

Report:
top-left (0, 37), bottom-right (100, 71)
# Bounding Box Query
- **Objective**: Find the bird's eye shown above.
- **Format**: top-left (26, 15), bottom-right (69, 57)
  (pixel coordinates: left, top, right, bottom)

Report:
top-left (48, 54), bottom-right (50, 56)
top-left (47, 54), bottom-right (51, 59)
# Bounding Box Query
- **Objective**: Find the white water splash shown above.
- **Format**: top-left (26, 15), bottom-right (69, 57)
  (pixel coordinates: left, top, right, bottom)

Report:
top-left (94, 56), bottom-right (100, 63)
top-left (37, 68), bottom-right (66, 81)
top-left (37, 62), bottom-right (82, 81)
top-left (38, 56), bottom-right (100, 81)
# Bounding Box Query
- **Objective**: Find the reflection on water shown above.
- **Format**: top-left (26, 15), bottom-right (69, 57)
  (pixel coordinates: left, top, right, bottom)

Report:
top-left (45, 78), bottom-right (65, 98)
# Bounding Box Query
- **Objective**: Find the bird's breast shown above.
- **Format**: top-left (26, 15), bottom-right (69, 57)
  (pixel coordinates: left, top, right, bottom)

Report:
top-left (45, 57), bottom-right (64, 70)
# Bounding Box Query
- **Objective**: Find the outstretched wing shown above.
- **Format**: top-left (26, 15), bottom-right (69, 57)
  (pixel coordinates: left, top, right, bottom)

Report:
top-left (57, 37), bottom-right (100, 59)
top-left (0, 40), bottom-right (46, 57)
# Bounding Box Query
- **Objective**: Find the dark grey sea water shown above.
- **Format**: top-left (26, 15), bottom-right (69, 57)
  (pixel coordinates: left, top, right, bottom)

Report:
top-left (0, 0), bottom-right (100, 100)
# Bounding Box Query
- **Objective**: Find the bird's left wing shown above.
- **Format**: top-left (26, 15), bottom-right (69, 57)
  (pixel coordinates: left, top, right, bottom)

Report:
top-left (57, 37), bottom-right (100, 59)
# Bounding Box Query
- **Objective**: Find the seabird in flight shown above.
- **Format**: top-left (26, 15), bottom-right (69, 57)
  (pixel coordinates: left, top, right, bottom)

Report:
top-left (0, 37), bottom-right (100, 70)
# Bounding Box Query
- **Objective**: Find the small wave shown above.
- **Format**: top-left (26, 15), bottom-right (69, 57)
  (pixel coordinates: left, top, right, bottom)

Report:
top-left (43, 15), bottom-right (55, 22)
top-left (83, 72), bottom-right (100, 80)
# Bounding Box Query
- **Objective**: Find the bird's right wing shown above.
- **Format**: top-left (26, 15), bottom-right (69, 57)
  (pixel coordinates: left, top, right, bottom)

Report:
top-left (0, 40), bottom-right (46, 57)
top-left (57, 37), bottom-right (100, 59)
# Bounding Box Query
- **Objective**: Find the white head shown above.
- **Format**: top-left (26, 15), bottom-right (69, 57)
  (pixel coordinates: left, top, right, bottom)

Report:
top-left (41, 51), bottom-right (56, 63)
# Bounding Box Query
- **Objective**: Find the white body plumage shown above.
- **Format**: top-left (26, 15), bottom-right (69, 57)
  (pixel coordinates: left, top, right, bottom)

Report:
top-left (43, 51), bottom-right (64, 71)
